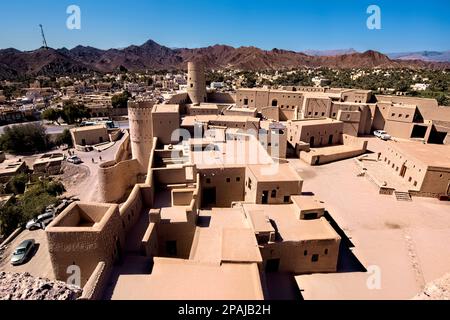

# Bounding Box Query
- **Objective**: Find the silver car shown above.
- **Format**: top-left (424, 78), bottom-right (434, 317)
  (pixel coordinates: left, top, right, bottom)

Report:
top-left (374, 130), bottom-right (392, 141)
top-left (67, 155), bottom-right (82, 164)
top-left (11, 239), bottom-right (35, 266)
top-left (25, 211), bottom-right (55, 230)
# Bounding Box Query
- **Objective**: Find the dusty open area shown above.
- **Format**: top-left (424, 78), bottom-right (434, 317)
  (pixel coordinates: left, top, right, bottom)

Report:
top-left (291, 137), bottom-right (450, 300)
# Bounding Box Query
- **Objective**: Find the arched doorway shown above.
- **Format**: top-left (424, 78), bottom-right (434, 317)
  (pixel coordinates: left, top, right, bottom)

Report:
top-left (272, 99), bottom-right (278, 107)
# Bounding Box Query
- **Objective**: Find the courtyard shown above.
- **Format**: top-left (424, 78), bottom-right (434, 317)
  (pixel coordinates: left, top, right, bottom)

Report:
top-left (290, 137), bottom-right (450, 299)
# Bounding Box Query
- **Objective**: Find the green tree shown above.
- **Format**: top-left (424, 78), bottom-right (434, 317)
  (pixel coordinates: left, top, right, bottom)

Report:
top-left (0, 123), bottom-right (50, 154)
top-left (435, 92), bottom-right (449, 106)
top-left (55, 129), bottom-right (73, 147)
top-left (0, 204), bottom-right (24, 236)
top-left (111, 91), bottom-right (132, 108)
top-left (6, 173), bottom-right (29, 194)
top-left (42, 108), bottom-right (62, 125)
top-left (61, 100), bottom-right (91, 125)
top-left (18, 180), bottom-right (65, 221)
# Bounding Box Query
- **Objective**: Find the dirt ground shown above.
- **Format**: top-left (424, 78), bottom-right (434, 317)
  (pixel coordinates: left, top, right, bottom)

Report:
top-left (291, 137), bottom-right (450, 300)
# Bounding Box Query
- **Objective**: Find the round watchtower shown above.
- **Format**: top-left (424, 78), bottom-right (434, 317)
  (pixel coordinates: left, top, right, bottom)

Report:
top-left (128, 101), bottom-right (154, 173)
top-left (187, 61), bottom-right (207, 105)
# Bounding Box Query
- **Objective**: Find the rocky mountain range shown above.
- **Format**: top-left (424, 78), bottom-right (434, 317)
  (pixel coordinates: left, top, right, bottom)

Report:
top-left (0, 39), bottom-right (449, 79)
top-left (387, 51), bottom-right (450, 63)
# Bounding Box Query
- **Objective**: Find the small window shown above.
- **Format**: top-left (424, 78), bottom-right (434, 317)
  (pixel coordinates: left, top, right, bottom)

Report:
top-left (312, 254), bottom-right (319, 262)
top-left (314, 112), bottom-right (318, 116)
top-left (226, 178), bottom-right (231, 183)
top-left (236, 177), bottom-right (241, 182)
top-left (325, 249), bottom-right (328, 255)
top-left (413, 181), bottom-right (418, 187)
top-left (284, 196), bottom-right (290, 203)
top-left (391, 113), bottom-right (395, 117)
top-left (271, 190), bottom-right (277, 198)
top-left (304, 250), bottom-right (308, 256)
top-left (321, 112), bottom-right (325, 116)
top-left (332, 113), bottom-right (336, 117)
top-left (398, 114), bottom-right (402, 118)
top-left (405, 114), bottom-right (410, 118)
top-left (206, 178), bottom-right (211, 184)
top-left (408, 177), bottom-right (412, 182)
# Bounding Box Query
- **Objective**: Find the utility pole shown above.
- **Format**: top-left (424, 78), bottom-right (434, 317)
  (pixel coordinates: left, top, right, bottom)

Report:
top-left (39, 24), bottom-right (48, 49)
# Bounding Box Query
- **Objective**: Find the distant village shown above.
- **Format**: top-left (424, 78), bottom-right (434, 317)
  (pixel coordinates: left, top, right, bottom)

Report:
top-left (0, 67), bottom-right (448, 126)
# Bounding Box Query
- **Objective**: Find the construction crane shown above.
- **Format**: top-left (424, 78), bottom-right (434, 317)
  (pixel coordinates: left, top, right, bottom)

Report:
top-left (39, 24), bottom-right (48, 49)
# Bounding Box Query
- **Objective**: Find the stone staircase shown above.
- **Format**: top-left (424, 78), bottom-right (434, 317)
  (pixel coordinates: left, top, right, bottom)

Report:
top-left (394, 191), bottom-right (412, 202)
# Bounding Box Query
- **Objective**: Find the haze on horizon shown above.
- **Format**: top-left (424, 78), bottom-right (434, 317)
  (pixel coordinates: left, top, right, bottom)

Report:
top-left (0, 0), bottom-right (449, 53)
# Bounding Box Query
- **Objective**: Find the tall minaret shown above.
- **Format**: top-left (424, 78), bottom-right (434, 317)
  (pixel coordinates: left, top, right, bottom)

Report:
top-left (187, 61), bottom-right (207, 105)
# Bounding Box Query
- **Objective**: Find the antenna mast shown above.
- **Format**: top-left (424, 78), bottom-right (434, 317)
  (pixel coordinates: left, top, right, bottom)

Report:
top-left (39, 24), bottom-right (48, 49)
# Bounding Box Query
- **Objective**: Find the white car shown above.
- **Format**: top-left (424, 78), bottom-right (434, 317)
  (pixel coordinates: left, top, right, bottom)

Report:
top-left (25, 211), bottom-right (56, 230)
top-left (67, 155), bottom-right (82, 164)
top-left (374, 130), bottom-right (392, 141)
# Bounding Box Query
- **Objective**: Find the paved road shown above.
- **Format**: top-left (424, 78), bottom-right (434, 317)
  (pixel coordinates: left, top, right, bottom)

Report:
top-left (0, 229), bottom-right (54, 280)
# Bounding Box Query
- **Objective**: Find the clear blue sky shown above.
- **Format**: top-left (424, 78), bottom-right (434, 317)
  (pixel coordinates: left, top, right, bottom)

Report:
top-left (0, 0), bottom-right (448, 52)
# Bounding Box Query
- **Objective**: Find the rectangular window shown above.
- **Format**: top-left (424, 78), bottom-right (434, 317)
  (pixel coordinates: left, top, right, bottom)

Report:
top-left (311, 254), bottom-right (319, 262)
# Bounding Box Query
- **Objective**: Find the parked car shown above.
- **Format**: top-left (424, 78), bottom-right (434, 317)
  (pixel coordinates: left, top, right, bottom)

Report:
top-left (54, 199), bottom-right (74, 214)
top-left (67, 155), bottom-right (82, 164)
top-left (11, 239), bottom-right (35, 265)
top-left (374, 130), bottom-right (392, 141)
top-left (25, 211), bottom-right (56, 230)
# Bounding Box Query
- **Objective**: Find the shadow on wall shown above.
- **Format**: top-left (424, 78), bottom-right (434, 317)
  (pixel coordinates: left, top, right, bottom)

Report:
top-left (324, 211), bottom-right (366, 273)
top-left (264, 272), bottom-right (304, 301)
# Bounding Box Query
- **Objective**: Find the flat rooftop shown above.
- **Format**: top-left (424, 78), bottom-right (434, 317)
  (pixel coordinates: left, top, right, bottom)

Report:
top-left (212, 115), bottom-right (260, 123)
top-left (189, 104), bottom-right (218, 110)
top-left (190, 209), bottom-right (261, 264)
top-left (111, 258), bottom-right (264, 300)
top-left (289, 118), bottom-right (343, 126)
top-left (70, 124), bottom-right (106, 133)
top-left (181, 115), bottom-right (218, 127)
top-left (247, 163), bottom-right (302, 182)
top-left (0, 160), bottom-right (25, 175)
top-left (291, 195), bottom-right (325, 212)
top-left (152, 104), bottom-right (179, 113)
top-left (33, 153), bottom-right (65, 165)
top-left (242, 203), bottom-right (340, 242)
top-left (189, 138), bottom-right (274, 169)
top-left (386, 141), bottom-right (450, 169)
top-left (248, 210), bottom-right (276, 234)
